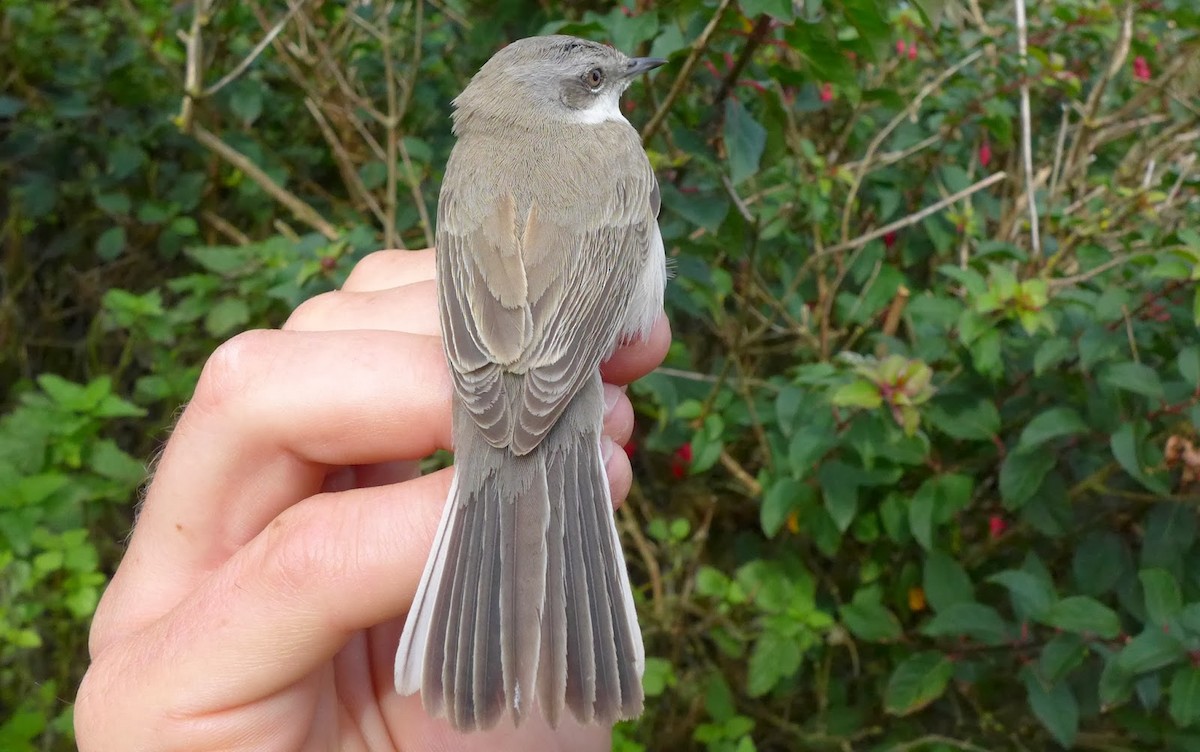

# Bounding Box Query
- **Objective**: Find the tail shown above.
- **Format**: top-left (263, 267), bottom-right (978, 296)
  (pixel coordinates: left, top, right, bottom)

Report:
top-left (394, 374), bottom-right (645, 731)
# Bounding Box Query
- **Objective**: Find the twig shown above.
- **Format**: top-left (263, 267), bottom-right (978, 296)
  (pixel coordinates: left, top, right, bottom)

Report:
top-left (303, 97), bottom-right (388, 228)
top-left (1047, 253), bottom-right (1147, 288)
top-left (202, 0), bottom-right (308, 98)
top-left (838, 50), bottom-right (983, 244)
top-left (191, 123), bottom-right (339, 240)
top-left (1048, 105), bottom-right (1070, 197)
top-left (719, 451), bottom-right (762, 496)
top-left (820, 171), bottom-right (1007, 256)
top-left (1014, 0), bottom-right (1041, 256)
top-left (642, 0), bottom-right (735, 144)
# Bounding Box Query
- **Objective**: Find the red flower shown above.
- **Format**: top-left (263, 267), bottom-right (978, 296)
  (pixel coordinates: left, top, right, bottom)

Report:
top-left (896, 40), bottom-right (907, 56)
top-left (979, 140), bottom-right (992, 168)
top-left (623, 438), bottom-right (637, 459)
top-left (1133, 56), bottom-right (1151, 81)
top-left (883, 230), bottom-right (898, 249)
top-left (988, 515), bottom-right (1007, 539)
top-left (819, 82), bottom-right (834, 103)
top-left (908, 43), bottom-right (918, 61)
top-left (670, 443), bottom-right (692, 479)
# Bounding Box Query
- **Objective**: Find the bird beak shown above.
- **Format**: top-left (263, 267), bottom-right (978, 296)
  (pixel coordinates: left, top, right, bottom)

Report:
top-left (624, 57), bottom-right (668, 78)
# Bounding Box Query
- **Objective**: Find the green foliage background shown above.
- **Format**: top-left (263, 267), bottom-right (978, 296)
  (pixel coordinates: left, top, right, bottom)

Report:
top-left (3, 0), bottom-right (1200, 749)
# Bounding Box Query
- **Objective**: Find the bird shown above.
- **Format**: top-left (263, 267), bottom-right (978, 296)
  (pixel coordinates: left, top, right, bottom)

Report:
top-left (393, 34), bottom-right (668, 732)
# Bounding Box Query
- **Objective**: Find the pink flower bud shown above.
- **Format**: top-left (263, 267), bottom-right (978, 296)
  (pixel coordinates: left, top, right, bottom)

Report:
top-left (908, 43), bottom-right (918, 61)
top-left (819, 82), bottom-right (834, 103)
top-left (979, 140), bottom-right (992, 168)
top-left (896, 40), bottom-right (907, 55)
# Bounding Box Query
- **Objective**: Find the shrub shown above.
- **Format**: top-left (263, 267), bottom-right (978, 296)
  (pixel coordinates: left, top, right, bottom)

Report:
top-left (2, 0), bottom-right (1199, 749)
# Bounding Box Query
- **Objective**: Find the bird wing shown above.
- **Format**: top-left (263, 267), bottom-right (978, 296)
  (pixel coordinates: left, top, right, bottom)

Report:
top-left (436, 139), bottom-right (659, 455)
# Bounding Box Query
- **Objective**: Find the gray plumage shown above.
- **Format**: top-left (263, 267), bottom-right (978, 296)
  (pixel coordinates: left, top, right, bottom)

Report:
top-left (394, 35), bottom-right (667, 731)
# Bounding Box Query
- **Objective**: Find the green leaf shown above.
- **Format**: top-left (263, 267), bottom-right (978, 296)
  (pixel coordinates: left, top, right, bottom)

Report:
top-left (96, 226), bottom-right (127, 261)
top-left (923, 550), bottom-right (974, 612)
top-left (1140, 569), bottom-right (1183, 626)
top-left (1100, 361), bottom-right (1164, 399)
top-left (819, 461), bottom-right (859, 532)
top-left (1117, 630), bottom-right (1187, 674)
top-left (642, 657), bottom-right (676, 698)
top-left (739, 0), bottom-right (795, 21)
top-left (761, 478), bottom-right (809, 537)
top-left (1045, 596), bottom-right (1121, 639)
top-left (1100, 656), bottom-right (1135, 707)
top-left (999, 448), bottom-right (1056, 509)
top-left (204, 297), bottom-right (251, 337)
top-left (1039, 634), bottom-right (1088, 684)
top-left (1024, 671), bottom-right (1080, 747)
top-left (840, 599), bottom-right (903, 643)
top-left (1017, 407), bottom-right (1088, 451)
top-left (88, 439), bottom-right (146, 484)
top-left (746, 630), bottom-right (803, 697)
top-left (1111, 422), bottom-right (1170, 495)
top-left (1072, 531), bottom-right (1129, 596)
top-left (1180, 347), bottom-right (1200, 387)
top-left (1170, 666), bottom-right (1200, 728)
top-left (1034, 337), bottom-right (1073, 376)
top-left (884, 651), bottom-right (954, 716)
top-left (926, 398), bottom-right (1000, 440)
top-left (725, 98), bottom-right (766, 185)
top-left (989, 570), bottom-right (1056, 620)
top-left (922, 602), bottom-right (1009, 645)
top-left (830, 379), bottom-right (883, 408)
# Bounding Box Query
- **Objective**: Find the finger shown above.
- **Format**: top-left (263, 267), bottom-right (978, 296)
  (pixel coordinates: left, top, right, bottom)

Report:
top-left (342, 248), bottom-right (435, 292)
top-left (284, 281), bottom-right (440, 336)
top-left (601, 313), bottom-right (672, 385)
top-left (90, 329), bottom-right (454, 654)
top-left (82, 468), bottom-right (630, 731)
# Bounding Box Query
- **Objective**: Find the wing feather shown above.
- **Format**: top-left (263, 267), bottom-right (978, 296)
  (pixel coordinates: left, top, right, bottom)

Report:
top-left (437, 133), bottom-right (659, 455)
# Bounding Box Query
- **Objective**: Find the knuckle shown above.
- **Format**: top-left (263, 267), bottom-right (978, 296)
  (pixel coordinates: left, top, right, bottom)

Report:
top-left (344, 249), bottom-right (399, 289)
top-left (283, 291), bottom-right (336, 331)
top-left (256, 501), bottom-right (353, 597)
top-left (191, 329), bottom-right (276, 415)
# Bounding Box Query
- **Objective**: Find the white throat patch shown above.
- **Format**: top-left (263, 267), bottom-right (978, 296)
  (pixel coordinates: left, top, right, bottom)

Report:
top-left (571, 93), bottom-right (629, 125)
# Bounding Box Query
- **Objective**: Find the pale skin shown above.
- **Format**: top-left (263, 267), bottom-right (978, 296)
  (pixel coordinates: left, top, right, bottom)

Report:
top-left (73, 249), bottom-right (671, 752)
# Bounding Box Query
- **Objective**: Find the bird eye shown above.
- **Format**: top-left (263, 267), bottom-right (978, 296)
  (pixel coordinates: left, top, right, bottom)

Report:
top-left (584, 67), bottom-right (604, 89)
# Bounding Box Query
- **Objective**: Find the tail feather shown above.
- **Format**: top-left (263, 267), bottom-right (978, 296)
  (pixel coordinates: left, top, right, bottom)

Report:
top-left (394, 376), bottom-right (644, 731)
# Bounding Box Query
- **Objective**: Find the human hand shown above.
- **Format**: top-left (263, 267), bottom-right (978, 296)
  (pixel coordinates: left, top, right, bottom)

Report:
top-left (74, 249), bottom-right (671, 752)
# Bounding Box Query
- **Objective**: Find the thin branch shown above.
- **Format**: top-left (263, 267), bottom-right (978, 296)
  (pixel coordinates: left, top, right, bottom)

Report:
top-left (202, 0), bottom-right (308, 98)
top-left (191, 123), bottom-right (339, 240)
top-left (820, 171), bottom-right (1007, 256)
top-left (838, 50), bottom-right (984, 244)
top-left (1014, 0), bottom-right (1041, 256)
top-left (642, 0), bottom-right (734, 144)
top-left (1047, 252), bottom-right (1148, 288)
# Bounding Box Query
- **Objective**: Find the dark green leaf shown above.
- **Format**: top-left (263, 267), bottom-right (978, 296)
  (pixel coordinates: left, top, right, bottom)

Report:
top-left (1039, 634), bottom-right (1088, 684)
top-left (1045, 596), bottom-right (1121, 639)
top-left (840, 599), bottom-right (903, 643)
top-left (922, 602), bottom-right (1009, 645)
top-left (96, 226), bottom-right (126, 261)
top-left (1117, 630), bottom-right (1187, 674)
top-left (884, 651), bottom-right (954, 716)
top-left (989, 569), bottom-right (1056, 620)
top-left (1140, 569), bottom-right (1183, 626)
top-left (925, 398), bottom-right (1001, 440)
top-left (1180, 347), bottom-right (1200, 387)
top-left (1170, 666), bottom-right (1200, 728)
top-left (1072, 531), bottom-right (1130, 596)
top-left (819, 461), bottom-right (859, 532)
top-left (1024, 671), bottom-right (1080, 747)
top-left (761, 478), bottom-right (808, 537)
top-left (923, 550), bottom-right (974, 612)
top-left (725, 98), bottom-right (767, 185)
top-left (1017, 407), bottom-right (1088, 451)
top-left (1100, 361), bottom-right (1164, 399)
top-left (999, 448), bottom-right (1056, 509)
top-left (1111, 422), bottom-right (1170, 495)
top-left (739, 0), bottom-right (795, 21)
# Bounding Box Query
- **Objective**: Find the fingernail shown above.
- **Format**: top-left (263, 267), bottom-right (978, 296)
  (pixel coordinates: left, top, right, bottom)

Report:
top-left (601, 436), bottom-right (616, 464)
top-left (603, 384), bottom-right (621, 415)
